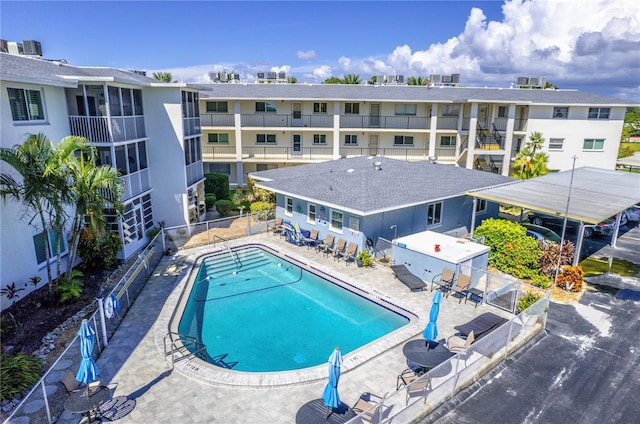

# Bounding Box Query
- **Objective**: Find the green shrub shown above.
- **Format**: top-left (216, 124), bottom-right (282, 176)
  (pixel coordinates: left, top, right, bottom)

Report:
top-left (146, 226), bottom-right (161, 240)
top-left (539, 240), bottom-right (575, 277)
top-left (215, 199), bottom-right (234, 217)
top-left (204, 173), bottom-right (230, 200)
top-left (56, 269), bottom-right (84, 303)
top-left (474, 218), bottom-right (542, 279)
top-left (556, 265), bottom-right (584, 292)
top-left (530, 274), bottom-right (551, 289)
top-left (0, 353), bottom-right (42, 401)
top-left (356, 250), bottom-right (374, 267)
top-left (77, 228), bottom-right (121, 270)
top-left (517, 291), bottom-right (542, 312)
top-left (250, 201), bottom-right (275, 219)
top-left (205, 193), bottom-right (217, 210)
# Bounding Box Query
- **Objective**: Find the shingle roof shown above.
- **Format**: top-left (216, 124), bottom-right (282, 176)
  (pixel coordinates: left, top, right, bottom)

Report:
top-left (252, 156), bottom-right (515, 215)
top-left (197, 82), bottom-right (634, 106)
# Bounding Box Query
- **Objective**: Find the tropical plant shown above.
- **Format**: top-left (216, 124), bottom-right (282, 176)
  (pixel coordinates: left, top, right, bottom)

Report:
top-left (0, 352), bottom-right (43, 401)
top-left (7, 312), bottom-right (28, 344)
top-left (56, 269), bottom-right (84, 303)
top-left (234, 177), bottom-right (273, 204)
top-left (511, 132), bottom-right (550, 179)
top-left (1, 282), bottom-right (24, 303)
top-left (556, 265), bottom-right (584, 292)
top-left (152, 72), bottom-right (174, 82)
top-left (250, 201), bottom-right (274, 220)
top-left (356, 250), bottom-right (374, 267)
top-left (517, 291), bottom-right (542, 312)
top-left (342, 74), bottom-right (362, 84)
top-left (539, 240), bottom-right (575, 277)
top-left (323, 77), bottom-right (343, 84)
top-left (407, 76), bottom-right (428, 85)
top-left (529, 274), bottom-right (552, 289)
top-left (77, 228), bottom-right (121, 270)
top-left (29, 276), bottom-right (41, 288)
top-left (286, 76), bottom-right (298, 84)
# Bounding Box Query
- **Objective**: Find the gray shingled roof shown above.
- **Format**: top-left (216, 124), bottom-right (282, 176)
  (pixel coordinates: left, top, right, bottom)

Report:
top-left (0, 53), bottom-right (160, 86)
top-left (197, 82), bottom-right (634, 106)
top-left (251, 156), bottom-right (515, 215)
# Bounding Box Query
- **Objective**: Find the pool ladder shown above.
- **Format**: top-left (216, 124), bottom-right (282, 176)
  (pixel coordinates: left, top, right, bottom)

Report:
top-left (163, 332), bottom-right (208, 368)
top-left (214, 235), bottom-right (242, 269)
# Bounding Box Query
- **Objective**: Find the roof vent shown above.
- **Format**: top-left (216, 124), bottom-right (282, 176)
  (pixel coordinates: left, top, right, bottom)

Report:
top-left (373, 161), bottom-right (382, 171)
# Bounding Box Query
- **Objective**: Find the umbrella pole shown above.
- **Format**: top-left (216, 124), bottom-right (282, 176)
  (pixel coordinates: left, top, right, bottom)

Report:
top-left (325, 405), bottom-right (332, 419)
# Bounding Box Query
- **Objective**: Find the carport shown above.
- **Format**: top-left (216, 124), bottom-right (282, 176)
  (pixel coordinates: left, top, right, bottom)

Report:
top-left (466, 167), bottom-right (640, 265)
top-left (617, 154), bottom-right (640, 172)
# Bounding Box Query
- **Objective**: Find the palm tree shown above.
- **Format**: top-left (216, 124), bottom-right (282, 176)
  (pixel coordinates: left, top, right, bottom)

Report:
top-left (152, 72), bottom-right (174, 82)
top-left (342, 74), bottom-right (362, 84)
top-left (323, 77), bottom-right (343, 84)
top-left (286, 76), bottom-right (298, 84)
top-left (64, 145), bottom-right (123, 281)
top-left (527, 131), bottom-right (545, 155)
top-left (407, 76), bottom-right (428, 86)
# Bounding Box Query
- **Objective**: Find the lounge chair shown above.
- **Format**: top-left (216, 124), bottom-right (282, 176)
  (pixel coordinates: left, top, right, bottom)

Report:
top-left (302, 228), bottom-right (319, 248)
top-left (352, 392), bottom-right (387, 423)
top-left (342, 242), bottom-right (358, 264)
top-left (316, 234), bottom-right (334, 254)
top-left (447, 330), bottom-right (475, 352)
top-left (453, 312), bottom-right (508, 340)
top-left (328, 238), bottom-right (346, 259)
top-left (404, 375), bottom-right (431, 406)
top-left (448, 273), bottom-right (471, 302)
top-left (431, 267), bottom-right (455, 292)
top-left (390, 264), bottom-right (427, 292)
top-left (396, 368), bottom-right (419, 390)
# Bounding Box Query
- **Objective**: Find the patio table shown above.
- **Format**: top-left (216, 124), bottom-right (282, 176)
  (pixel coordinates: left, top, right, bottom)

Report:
top-left (402, 340), bottom-right (455, 374)
top-left (64, 385), bottom-right (112, 423)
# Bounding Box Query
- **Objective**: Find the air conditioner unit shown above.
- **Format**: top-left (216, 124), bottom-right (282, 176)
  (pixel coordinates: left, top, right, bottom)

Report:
top-left (529, 77), bottom-right (540, 87)
top-left (516, 77), bottom-right (529, 86)
top-left (442, 75), bottom-right (452, 84)
top-left (395, 75), bottom-right (404, 83)
top-left (232, 73), bottom-right (240, 81)
top-left (257, 72), bottom-right (265, 79)
top-left (278, 72), bottom-right (286, 79)
top-left (219, 73), bottom-right (228, 82)
top-left (267, 72), bottom-right (276, 79)
top-left (430, 74), bottom-right (441, 83)
top-left (451, 74), bottom-right (460, 84)
top-left (376, 75), bottom-right (384, 85)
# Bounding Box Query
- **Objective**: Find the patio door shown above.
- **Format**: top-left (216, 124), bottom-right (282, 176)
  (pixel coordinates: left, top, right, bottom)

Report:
top-left (292, 102), bottom-right (302, 126)
top-left (292, 134), bottom-right (302, 156)
top-left (370, 103), bottom-right (381, 127)
top-left (369, 135), bottom-right (379, 156)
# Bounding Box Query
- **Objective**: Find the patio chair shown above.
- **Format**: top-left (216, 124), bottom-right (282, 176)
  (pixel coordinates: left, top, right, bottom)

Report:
top-left (268, 217), bottom-right (284, 236)
top-left (396, 368), bottom-right (419, 390)
top-left (447, 330), bottom-right (475, 353)
top-left (342, 242), bottom-right (358, 264)
top-left (390, 264), bottom-right (427, 291)
top-left (60, 370), bottom-right (80, 395)
top-left (328, 238), bottom-right (346, 259)
top-left (431, 267), bottom-right (455, 292)
top-left (405, 375), bottom-right (431, 406)
top-left (448, 273), bottom-right (471, 302)
top-left (302, 228), bottom-right (319, 248)
top-left (316, 234), bottom-right (334, 254)
top-left (352, 392), bottom-right (388, 423)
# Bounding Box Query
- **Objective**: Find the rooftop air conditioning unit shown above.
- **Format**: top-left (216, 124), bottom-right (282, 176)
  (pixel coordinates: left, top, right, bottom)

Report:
top-left (257, 72), bottom-right (265, 79)
top-left (529, 77), bottom-right (540, 87)
top-left (267, 72), bottom-right (276, 79)
top-left (516, 77), bottom-right (529, 86)
top-left (22, 40), bottom-right (42, 56)
top-left (451, 74), bottom-right (460, 84)
top-left (232, 73), bottom-right (240, 81)
top-left (539, 76), bottom-right (547, 87)
top-left (395, 75), bottom-right (404, 83)
top-left (430, 74), bottom-right (441, 83)
top-left (278, 71), bottom-right (286, 79)
top-left (442, 75), bottom-right (452, 84)
top-left (219, 73), bottom-right (228, 82)
top-left (375, 75), bottom-right (384, 85)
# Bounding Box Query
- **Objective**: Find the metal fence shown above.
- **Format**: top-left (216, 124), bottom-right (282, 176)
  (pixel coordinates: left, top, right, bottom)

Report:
top-left (2, 234), bottom-right (165, 424)
top-left (345, 284), bottom-right (550, 423)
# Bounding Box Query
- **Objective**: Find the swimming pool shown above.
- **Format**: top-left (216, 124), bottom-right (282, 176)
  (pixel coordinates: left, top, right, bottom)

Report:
top-left (175, 245), bottom-right (409, 372)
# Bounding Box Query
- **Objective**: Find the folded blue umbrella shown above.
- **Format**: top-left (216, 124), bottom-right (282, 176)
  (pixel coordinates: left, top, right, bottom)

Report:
top-left (76, 319), bottom-right (99, 386)
top-left (322, 347), bottom-right (343, 414)
top-left (423, 290), bottom-right (443, 346)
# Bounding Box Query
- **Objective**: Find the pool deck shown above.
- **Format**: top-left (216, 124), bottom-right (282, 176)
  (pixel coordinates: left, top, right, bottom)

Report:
top-left (58, 233), bottom-right (515, 423)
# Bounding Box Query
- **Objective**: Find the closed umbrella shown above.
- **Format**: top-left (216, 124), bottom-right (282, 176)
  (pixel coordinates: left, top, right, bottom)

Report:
top-left (76, 319), bottom-right (99, 390)
top-left (423, 290), bottom-right (443, 349)
top-left (322, 347), bottom-right (342, 418)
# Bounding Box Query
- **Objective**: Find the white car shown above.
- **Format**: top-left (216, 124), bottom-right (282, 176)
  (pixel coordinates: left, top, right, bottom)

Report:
top-left (624, 204), bottom-right (640, 222)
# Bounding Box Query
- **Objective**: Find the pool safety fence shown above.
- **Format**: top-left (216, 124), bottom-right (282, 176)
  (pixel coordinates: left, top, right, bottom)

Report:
top-left (344, 285), bottom-right (550, 424)
top-left (2, 233), bottom-right (165, 424)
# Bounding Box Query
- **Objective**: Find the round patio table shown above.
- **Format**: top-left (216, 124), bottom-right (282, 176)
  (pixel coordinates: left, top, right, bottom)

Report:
top-left (64, 385), bottom-right (112, 423)
top-left (403, 340), bottom-right (455, 373)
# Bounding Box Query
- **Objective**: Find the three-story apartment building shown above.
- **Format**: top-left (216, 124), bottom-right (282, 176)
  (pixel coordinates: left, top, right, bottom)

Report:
top-left (197, 83), bottom-right (630, 185)
top-left (1, 53), bottom-right (204, 307)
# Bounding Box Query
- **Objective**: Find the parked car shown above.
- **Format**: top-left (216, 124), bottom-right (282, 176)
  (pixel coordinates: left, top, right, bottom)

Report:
top-left (624, 204), bottom-right (640, 222)
top-left (528, 212), bottom-right (627, 238)
top-left (521, 223), bottom-right (562, 244)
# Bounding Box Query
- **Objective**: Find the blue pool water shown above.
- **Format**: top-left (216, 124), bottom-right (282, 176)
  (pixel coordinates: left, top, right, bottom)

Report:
top-left (177, 246), bottom-right (409, 372)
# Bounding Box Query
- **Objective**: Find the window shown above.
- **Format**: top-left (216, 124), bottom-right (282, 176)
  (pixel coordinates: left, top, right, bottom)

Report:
top-left (345, 103), bottom-right (359, 114)
top-left (427, 202), bottom-right (442, 226)
top-left (33, 229), bottom-right (67, 265)
top-left (7, 88), bottom-right (45, 121)
top-left (442, 104), bottom-right (460, 116)
top-left (313, 102), bottom-right (327, 113)
top-left (308, 203), bottom-right (316, 224)
top-left (256, 134), bottom-right (277, 144)
top-left (497, 106), bottom-right (507, 118)
top-left (330, 210), bottom-right (343, 232)
top-left (344, 135), bottom-right (358, 145)
top-left (440, 135), bottom-right (456, 146)
top-left (313, 134), bottom-right (327, 145)
top-left (549, 138), bottom-right (564, 150)
top-left (349, 216), bottom-right (360, 231)
top-left (285, 197), bottom-right (293, 216)
top-left (583, 138), bottom-right (605, 151)
top-left (206, 101), bottom-right (228, 113)
top-left (475, 199), bottom-right (487, 214)
top-left (184, 137), bottom-right (202, 165)
top-left (256, 101), bottom-right (277, 113)
top-left (395, 104), bottom-right (417, 115)
top-left (588, 107), bottom-right (610, 119)
top-left (208, 133), bottom-right (229, 143)
top-left (209, 163), bottom-right (231, 174)
top-left (394, 135), bottom-right (414, 145)
top-left (553, 107), bottom-right (568, 118)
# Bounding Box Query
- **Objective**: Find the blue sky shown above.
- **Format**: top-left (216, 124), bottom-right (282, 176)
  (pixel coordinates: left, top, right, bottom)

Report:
top-left (1, 1), bottom-right (639, 101)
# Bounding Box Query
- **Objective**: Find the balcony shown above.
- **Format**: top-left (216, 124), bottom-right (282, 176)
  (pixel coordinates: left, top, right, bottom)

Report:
top-left (69, 115), bottom-right (146, 143)
top-left (241, 114), bottom-right (333, 128)
top-left (186, 161), bottom-right (204, 186)
top-left (514, 118), bottom-right (528, 131)
top-left (200, 113), bottom-right (234, 127)
top-left (340, 115), bottom-right (430, 129)
top-left (437, 116), bottom-right (459, 130)
top-left (340, 147), bottom-right (429, 161)
top-left (183, 117), bottom-right (201, 137)
top-left (434, 147), bottom-right (457, 161)
top-left (202, 145), bottom-right (237, 161)
top-left (242, 146), bottom-right (333, 161)
top-left (120, 169), bottom-right (151, 200)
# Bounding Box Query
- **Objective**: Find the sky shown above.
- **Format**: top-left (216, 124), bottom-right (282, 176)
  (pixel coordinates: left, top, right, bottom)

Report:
top-left (1, 0), bottom-right (639, 101)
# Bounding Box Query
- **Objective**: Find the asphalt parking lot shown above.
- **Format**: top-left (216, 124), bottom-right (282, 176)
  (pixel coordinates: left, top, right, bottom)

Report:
top-left (425, 224), bottom-right (640, 424)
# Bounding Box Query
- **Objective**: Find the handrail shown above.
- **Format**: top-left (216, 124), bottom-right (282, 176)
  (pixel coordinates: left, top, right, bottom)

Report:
top-left (163, 331), bottom-right (208, 368)
top-left (212, 234), bottom-right (241, 268)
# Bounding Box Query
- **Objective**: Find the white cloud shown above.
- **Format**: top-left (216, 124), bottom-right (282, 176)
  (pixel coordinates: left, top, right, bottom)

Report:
top-left (297, 50), bottom-right (316, 60)
top-left (311, 65), bottom-right (332, 80)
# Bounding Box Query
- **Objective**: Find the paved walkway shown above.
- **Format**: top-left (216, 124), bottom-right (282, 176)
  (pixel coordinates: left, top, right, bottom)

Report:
top-left (57, 233), bottom-right (513, 423)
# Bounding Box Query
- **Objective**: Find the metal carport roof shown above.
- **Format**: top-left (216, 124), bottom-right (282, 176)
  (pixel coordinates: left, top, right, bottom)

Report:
top-left (466, 167), bottom-right (640, 224)
top-left (616, 154), bottom-right (640, 170)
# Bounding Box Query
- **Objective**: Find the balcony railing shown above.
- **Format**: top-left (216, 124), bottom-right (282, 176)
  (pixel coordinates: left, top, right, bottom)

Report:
top-left (200, 113), bottom-right (234, 127)
top-left (493, 118), bottom-right (508, 132)
top-left (514, 118), bottom-right (528, 131)
top-left (121, 169), bottom-right (151, 200)
top-left (202, 145), bottom-right (237, 160)
top-left (339, 115), bottom-right (430, 129)
top-left (242, 146), bottom-right (333, 161)
top-left (240, 114), bottom-right (334, 128)
top-left (186, 161), bottom-right (204, 186)
top-left (437, 116), bottom-right (459, 129)
top-left (183, 117), bottom-right (201, 137)
top-left (339, 147), bottom-right (429, 161)
top-left (434, 147), bottom-right (457, 160)
top-left (69, 115), bottom-right (146, 143)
